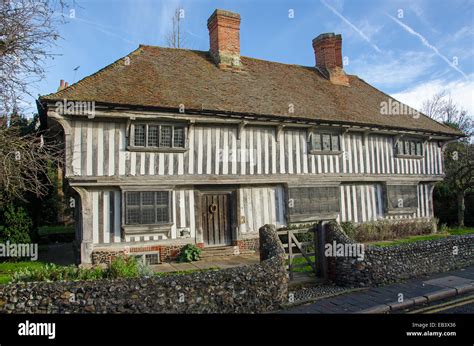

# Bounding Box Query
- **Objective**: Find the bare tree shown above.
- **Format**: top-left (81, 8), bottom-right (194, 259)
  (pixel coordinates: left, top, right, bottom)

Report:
top-left (422, 91), bottom-right (473, 139)
top-left (165, 7), bottom-right (186, 48)
top-left (0, 0), bottom-right (66, 118)
top-left (0, 123), bottom-right (63, 205)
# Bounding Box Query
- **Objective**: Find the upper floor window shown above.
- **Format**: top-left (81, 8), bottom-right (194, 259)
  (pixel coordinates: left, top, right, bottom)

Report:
top-left (309, 131), bottom-right (341, 154)
top-left (386, 184), bottom-right (418, 213)
top-left (396, 138), bottom-right (423, 157)
top-left (125, 191), bottom-right (171, 225)
top-left (130, 123), bottom-right (186, 150)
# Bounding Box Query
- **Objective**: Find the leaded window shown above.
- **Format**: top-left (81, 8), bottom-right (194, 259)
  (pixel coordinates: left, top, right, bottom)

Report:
top-left (125, 191), bottom-right (171, 225)
top-left (396, 138), bottom-right (423, 157)
top-left (131, 123), bottom-right (186, 149)
top-left (310, 132), bottom-right (341, 153)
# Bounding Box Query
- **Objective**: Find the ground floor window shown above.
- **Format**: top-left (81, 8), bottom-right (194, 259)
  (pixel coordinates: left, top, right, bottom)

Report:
top-left (125, 191), bottom-right (171, 225)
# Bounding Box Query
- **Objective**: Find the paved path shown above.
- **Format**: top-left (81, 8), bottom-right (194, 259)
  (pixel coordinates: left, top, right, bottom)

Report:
top-left (151, 253), bottom-right (259, 273)
top-left (283, 266), bottom-right (474, 313)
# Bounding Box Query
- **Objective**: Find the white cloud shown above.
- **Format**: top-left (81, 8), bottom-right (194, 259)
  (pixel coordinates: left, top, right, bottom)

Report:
top-left (387, 14), bottom-right (468, 78)
top-left (349, 51), bottom-right (435, 88)
top-left (391, 76), bottom-right (474, 115)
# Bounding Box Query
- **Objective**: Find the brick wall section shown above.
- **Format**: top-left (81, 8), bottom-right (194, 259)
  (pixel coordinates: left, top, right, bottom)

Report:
top-left (234, 237), bottom-right (259, 252)
top-left (207, 9), bottom-right (241, 67)
top-left (326, 221), bottom-right (474, 287)
top-left (0, 225), bottom-right (288, 313)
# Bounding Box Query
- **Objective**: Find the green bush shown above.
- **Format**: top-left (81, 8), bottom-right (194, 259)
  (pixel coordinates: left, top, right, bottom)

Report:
top-left (104, 256), bottom-right (140, 279)
top-left (176, 244), bottom-right (201, 262)
top-left (341, 219), bottom-right (437, 243)
top-left (10, 256), bottom-right (154, 283)
top-left (0, 204), bottom-right (33, 244)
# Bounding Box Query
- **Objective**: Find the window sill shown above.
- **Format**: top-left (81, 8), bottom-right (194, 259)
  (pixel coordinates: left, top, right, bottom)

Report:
top-left (127, 146), bottom-right (188, 153)
top-left (386, 208), bottom-right (418, 215)
top-left (395, 154), bottom-right (424, 159)
top-left (309, 150), bottom-right (343, 156)
top-left (123, 224), bottom-right (173, 235)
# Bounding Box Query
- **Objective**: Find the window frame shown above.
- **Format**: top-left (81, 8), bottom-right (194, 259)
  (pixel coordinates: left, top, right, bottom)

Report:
top-left (385, 183), bottom-right (418, 214)
top-left (123, 190), bottom-right (173, 227)
top-left (395, 137), bottom-right (424, 159)
top-left (128, 122), bottom-right (188, 152)
top-left (308, 130), bottom-right (342, 155)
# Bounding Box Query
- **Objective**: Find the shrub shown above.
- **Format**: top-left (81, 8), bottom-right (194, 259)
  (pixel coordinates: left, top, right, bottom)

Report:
top-left (0, 204), bottom-right (33, 244)
top-left (11, 256), bottom-right (154, 283)
top-left (104, 256), bottom-right (140, 279)
top-left (176, 244), bottom-right (201, 262)
top-left (341, 219), bottom-right (437, 243)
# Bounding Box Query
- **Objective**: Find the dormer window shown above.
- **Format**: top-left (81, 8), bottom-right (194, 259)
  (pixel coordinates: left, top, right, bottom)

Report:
top-left (309, 131), bottom-right (341, 154)
top-left (129, 122), bottom-right (187, 152)
top-left (396, 138), bottom-right (423, 158)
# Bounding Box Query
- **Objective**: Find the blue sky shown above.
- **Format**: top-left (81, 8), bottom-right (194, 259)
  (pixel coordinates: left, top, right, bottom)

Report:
top-left (30, 0), bottom-right (474, 116)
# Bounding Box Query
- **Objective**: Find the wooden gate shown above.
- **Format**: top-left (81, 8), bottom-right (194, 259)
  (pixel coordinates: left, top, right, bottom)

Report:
top-left (277, 221), bottom-right (328, 280)
top-left (202, 192), bottom-right (233, 247)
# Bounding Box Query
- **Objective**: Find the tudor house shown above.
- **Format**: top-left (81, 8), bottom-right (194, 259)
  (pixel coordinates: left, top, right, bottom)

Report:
top-left (38, 9), bottom-right (462, 264)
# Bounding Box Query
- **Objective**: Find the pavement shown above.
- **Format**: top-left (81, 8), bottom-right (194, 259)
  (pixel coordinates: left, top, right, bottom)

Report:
top-left (151, 253), bottom-right (259, 273)
top-left (283, 265), bottom-right (474, 314)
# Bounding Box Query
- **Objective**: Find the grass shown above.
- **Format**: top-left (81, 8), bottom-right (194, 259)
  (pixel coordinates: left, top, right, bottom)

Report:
top-left (370, 227), bottom-right (474, 247)
top-left (37, 225), bottom-right (74, 236)
top-left (287, 255), bottom-right (316, 273)
top-left (0, 261), bottom-right (49, 285)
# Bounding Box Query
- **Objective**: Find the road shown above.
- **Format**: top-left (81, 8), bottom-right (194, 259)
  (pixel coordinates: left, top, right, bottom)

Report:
top-left (397, 293), bottom-right (474, 314)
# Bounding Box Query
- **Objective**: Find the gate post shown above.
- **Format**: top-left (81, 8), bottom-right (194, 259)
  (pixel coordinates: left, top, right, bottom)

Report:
top-left (316, 221), bottom-right (328, 280)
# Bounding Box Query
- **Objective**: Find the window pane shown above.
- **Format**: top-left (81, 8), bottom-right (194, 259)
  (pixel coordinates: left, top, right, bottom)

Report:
top-left (141, 207), bottom-right (155, 224)
top-left (397, 141), bottom-right (403, 155)
top-left (142, 192), bottom-right (154, 205)
top-left (127, 192), bottom-right (140, 206)
top-left (126, 208), bottom-right (140, 224)
top-left (322, 134), bottom-right (331, 151)
top-left (404, 141), bottom-right (410, 155)
top-left (156, 207), bottom-right (169, 223)
top-left (173, 127), bottom-right (185, 148)
top-left (410, 141), bottom-right (416, 156)
top-left (312, 133), bottom-right (321, 151)
top-left (160, 126), bottom-right (172, 147)
top-left (416, 142), bottom-right (422, 156)
top-left (156, 191), bottom-right (169, 205)
top-left (331, 135), bottom-right (340, 151)
top-left (134, 125), bottom-right (145, 147)
top-left (148, 125), bottom-right (159, 147)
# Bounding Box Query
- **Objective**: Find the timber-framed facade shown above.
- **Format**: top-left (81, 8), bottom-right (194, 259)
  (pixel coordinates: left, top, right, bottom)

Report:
top-left (38, 9), bottom-right (462, 264)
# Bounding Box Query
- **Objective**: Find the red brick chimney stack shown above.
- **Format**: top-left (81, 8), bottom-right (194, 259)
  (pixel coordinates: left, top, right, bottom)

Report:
top-left (312, 33), bottom-right (349, 86)
top-left (207, 9), bottom-right (241, 68)
top-left (58, 79), bottom-right (65, 91)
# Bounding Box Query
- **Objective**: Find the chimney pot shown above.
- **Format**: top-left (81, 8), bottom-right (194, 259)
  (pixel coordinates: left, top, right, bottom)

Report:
top-left (207, 9), bottom-right (241, 68)
top-left (312, 33), bottom-right (349, 86)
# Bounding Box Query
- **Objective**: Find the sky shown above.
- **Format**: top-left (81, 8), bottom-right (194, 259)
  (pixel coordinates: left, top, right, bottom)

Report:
top-left (28, 0), bottom-right (474, 117)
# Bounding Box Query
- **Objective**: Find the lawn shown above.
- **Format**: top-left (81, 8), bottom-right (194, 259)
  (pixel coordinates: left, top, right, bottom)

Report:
top-left (0, 261), bottom-right (49, 285)
top-left (370, 228), bottom-right (474, 247)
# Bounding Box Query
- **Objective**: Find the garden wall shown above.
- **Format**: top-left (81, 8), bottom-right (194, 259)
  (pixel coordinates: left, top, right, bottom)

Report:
top-left (326, 222), bottom-right (474, 287)
top-left (0, 225), bottom-right (287, 313)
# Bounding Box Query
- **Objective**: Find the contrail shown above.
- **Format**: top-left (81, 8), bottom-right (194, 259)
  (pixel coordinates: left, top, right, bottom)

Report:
top-left (320, 0), bottom-right (381, 53)
top-left (387, 14), bottom-right (467, 79)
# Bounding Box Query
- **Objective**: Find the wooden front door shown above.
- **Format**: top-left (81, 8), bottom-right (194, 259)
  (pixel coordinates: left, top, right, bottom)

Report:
top-left (202, 193), bottom-right (233, 247)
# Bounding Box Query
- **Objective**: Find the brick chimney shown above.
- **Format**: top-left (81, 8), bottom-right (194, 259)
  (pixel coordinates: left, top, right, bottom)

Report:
top-left (207, 9), bottom-right (241, 68)
top-left (312, 33), bottom-right (349, 86)
top-left (57, 79), bottom-right (65, 91)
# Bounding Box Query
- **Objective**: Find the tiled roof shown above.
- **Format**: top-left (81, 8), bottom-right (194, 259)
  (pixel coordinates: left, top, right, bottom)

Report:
top-left (41, 45), bottom-right (461, 136)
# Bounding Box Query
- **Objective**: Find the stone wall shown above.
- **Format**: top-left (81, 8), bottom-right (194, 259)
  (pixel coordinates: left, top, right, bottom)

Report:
top-left (326, 221), bottom-right (474, 287)
top-left (0, 225), bottom-right (287, 313)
